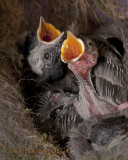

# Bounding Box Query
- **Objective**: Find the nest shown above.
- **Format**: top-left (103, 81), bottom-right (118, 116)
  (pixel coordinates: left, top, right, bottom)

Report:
top-left (0, 0), bottom-right (128, 160)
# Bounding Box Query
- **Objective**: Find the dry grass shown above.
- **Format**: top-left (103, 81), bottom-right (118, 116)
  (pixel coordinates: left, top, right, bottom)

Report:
top-left (0, 75), bottom-right (69, 160)
top-left (44, 0), bottom-right (101, 33)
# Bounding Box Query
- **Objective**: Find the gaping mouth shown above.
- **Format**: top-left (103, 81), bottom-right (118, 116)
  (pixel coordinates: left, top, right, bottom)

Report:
top-left (37, 16), bottom-right (61, 42)
top-left (61, 31), bottom-right (85, 63)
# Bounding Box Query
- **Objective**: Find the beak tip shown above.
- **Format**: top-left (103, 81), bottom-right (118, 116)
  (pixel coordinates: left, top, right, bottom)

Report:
top-left (40, 16), bottom-right (45, 22)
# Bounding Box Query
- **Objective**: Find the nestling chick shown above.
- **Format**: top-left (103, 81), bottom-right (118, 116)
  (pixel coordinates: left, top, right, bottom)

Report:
top-left (68, 114), bottom-right (128, 160)
top-left (61, 31), bottom-right (128, 120)
top-left (22, 17), bottom-right (81, 143)
top-left (61, 22), bottom-right (128, 158)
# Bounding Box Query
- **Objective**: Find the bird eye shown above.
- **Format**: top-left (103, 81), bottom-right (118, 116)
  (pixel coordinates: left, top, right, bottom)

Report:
top-left (87, 40), bottom-right (93, 47)
top-left (87, 40), bottom-right (93, 52)
top-left (100, 140), bottom-right (106, 146)
top-left (44, 53), bottom-right (49, 59)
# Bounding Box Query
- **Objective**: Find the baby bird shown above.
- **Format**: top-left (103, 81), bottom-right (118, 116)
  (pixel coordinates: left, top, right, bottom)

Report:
top-left (68, 114), bottom-right (128, 160)
top-left (60, 20), bottom-right (128, 158)
top-left (21, 17), bottom-right (82, 143)
top-left (61, 31), bottom-right (128, 120)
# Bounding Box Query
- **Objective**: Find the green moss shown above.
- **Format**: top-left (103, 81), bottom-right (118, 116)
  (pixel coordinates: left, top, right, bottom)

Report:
top-left (25, 108), bottom-right (31, 113)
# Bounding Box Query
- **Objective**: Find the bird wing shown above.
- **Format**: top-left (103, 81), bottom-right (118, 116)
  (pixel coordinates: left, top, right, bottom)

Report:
top-left (91, 40), bottom-right (128, 106)
top-left (34, 89), bottom-right (82, 138)
top-left (93, 19), bottom-right (128, 43)
top-left (93, 19), bottom-right (128, 73)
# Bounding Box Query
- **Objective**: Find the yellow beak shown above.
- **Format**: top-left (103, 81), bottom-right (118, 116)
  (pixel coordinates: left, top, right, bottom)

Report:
top-left (61, 31), bottom-right (85, 63)
top-left (37, 16), bottom-right (61, 43)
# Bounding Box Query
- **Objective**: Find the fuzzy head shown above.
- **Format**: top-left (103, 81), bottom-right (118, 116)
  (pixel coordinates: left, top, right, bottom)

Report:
top-left (61, 31), bottom-right (98, 77)
top-left (28, 17), bottom-right (66, 82)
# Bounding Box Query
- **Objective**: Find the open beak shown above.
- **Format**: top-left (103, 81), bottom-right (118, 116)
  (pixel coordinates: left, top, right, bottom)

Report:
top-left (37, 16), bottom-right (63, 44)
top-left (61, 31), bottom-right (85, 63)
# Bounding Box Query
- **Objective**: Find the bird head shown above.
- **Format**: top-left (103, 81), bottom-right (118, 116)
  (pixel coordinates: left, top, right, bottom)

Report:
top-left (61, 31), bottom-right (98, 77)
top-left (28, 17), bottom-right (67, 82)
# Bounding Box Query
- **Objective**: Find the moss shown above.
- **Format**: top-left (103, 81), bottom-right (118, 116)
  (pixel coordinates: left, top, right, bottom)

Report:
top-left (25, 108), bottom-right (32, 113)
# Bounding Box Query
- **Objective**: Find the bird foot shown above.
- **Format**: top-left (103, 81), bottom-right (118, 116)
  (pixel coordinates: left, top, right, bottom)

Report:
top-left (117, 102), bottom-right (128, 112)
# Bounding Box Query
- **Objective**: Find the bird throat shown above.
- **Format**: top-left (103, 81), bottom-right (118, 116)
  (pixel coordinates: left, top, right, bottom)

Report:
top-left (68, 59), bottom-right (92, 82)
top-left (68, 61), bottom-right (103, 119)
